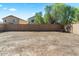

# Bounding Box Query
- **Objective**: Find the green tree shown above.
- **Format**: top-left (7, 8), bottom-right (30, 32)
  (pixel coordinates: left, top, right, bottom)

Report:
top-left (51, 3), bottom-right (79, 32)
top-left (73, 8), bottom-right (79, 23)
top-left (44, 14), bottom-right (51, 24)
top-left (44, 6), bottom-right (52, 24)
top-left (33, 3), bottom-right (79, 32)
top-left (34, 12), bottom-right (44, 24)
top-left (51, 3), bottom-right (68, 24)
top-left (44, 5), bottom-right (51, 14)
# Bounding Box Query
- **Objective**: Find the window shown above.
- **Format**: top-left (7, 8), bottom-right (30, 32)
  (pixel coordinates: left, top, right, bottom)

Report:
top-left (31, 20), bottom-right (34, 22)
top-left (13, 19), bottom-right (15, 22)
top-left (4, 20), bottom-right (6, 22)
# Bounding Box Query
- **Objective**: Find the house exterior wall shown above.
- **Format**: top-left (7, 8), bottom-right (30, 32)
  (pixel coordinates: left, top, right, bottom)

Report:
top-left (28, 19), bottom-right (34, 24)
top-left (2, 16), bottom-right (28, 24)
top-left (3, 16), bottom-right (19, 24)
top-left (19, 20), bottom-right (28, 24)
top-left (28, 16), bottom-right (35, 24)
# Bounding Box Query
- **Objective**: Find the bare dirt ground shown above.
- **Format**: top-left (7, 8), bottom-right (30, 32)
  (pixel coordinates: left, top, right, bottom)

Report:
top-left (0, 31), bottom-right (79, 56)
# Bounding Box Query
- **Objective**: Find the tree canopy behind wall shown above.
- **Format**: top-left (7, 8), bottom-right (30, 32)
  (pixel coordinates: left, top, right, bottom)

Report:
top-left (34, 3), bottom-right (79, 25)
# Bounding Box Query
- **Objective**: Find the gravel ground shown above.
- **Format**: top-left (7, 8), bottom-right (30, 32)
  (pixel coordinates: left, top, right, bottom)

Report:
top-left (0, 31), bottom-right (79, 56)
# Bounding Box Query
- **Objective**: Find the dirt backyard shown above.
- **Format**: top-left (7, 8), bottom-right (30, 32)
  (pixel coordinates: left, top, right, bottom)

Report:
top-left (0, 31), bottom-right (79, 56)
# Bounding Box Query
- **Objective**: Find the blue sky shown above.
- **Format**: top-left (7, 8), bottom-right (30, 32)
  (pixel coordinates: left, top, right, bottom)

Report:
top-left (0, 3), bottom-right (79, 22)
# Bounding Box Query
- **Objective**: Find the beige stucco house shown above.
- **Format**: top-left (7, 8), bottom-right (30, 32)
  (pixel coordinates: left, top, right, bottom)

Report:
top-left (2, 15), bottom-right (28, 24)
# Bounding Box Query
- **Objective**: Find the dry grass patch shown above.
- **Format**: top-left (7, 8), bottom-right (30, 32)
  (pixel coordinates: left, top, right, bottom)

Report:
top-left (0, 31), bottom-right (79, 56)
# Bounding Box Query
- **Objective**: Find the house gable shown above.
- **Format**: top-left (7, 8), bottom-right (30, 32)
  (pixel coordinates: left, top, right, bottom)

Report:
top-left (2, 15), bottom-right (28, 24)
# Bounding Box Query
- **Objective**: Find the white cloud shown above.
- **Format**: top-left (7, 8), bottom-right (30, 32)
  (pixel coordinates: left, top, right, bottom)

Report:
top-left (8, 8), bottom-right (16, 12)
top-left (32, 12), bottom-right (35, 15)
top-left (0, 4), bottom-right (2, 7)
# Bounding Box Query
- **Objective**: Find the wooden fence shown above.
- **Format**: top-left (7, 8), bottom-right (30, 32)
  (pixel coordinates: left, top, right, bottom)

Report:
top-left (71, 24), bottom-right (79, 34)
top-left (0, 24), bottom-right (64, 31)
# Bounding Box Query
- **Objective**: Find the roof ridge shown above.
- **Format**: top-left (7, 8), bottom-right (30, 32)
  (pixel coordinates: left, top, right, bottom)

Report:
top-left (2, 15), bottom-right (27, 22)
